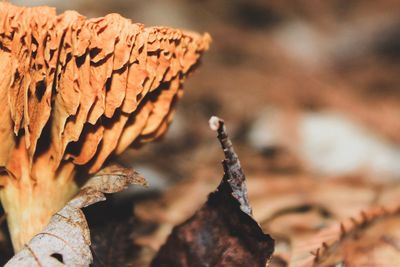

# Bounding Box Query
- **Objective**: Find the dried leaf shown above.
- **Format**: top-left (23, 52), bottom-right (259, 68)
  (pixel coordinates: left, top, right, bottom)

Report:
top-left (151, 117), bottom-right (274, 267)
top-left (294, 205), bottom-right (400, 267)
top-left (5, 164), bottom-right (146, 266)
top-left (134, 163), bottom-right (400, 266)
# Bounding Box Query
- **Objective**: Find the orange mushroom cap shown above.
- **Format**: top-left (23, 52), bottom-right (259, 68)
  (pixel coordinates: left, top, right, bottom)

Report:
top-left (0, 2), bottom-right (210, 179)
top-left (0, 3), bottom-right (210, 251)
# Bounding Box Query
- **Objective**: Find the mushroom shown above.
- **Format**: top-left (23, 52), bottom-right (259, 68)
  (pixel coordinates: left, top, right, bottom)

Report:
top-left (0, 2), bottom-right (210, 251)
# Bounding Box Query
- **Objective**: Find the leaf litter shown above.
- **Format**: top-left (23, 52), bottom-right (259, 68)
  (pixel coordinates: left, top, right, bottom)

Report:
top-left (5, 165), bottom-right (146, 266)
top-left (4, 117), bottom-right (276, 267)
top-left (151, 116), bottom-right (274, 267)
top-left (3, 116), bottom-right (400, 266)
top-left (2, 1), bottom-right (400, 267)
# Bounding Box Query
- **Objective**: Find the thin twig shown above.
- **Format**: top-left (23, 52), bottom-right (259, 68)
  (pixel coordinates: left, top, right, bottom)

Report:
top-left (209, 116), bottom-right (252, 215)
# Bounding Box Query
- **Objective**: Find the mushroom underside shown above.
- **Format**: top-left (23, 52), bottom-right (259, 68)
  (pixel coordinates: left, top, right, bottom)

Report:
top-left (0, 2), bottom-right (210, 251)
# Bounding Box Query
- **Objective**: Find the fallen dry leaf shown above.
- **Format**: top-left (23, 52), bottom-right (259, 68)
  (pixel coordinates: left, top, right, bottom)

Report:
top-left (293, 205), bottom-right (400, 267)
top-left (5, 164), bottom-right (146, 266)
top-left (133, 168), bottom-right (400, 266)
top-left (151, 117), bottom-right (274, 267)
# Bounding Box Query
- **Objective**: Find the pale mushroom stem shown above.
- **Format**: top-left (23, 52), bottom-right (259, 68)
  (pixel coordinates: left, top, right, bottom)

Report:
top-left (0, 142), bottom-right (78, 251)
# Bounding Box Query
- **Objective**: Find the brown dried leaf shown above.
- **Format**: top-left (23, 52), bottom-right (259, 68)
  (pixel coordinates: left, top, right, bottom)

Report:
top-left (294, 205), bottom-right (400, 267)
top-left (4, 164), bottom-right (146, 266)
top-left (151, 117), bottom-right (274, 267)
top-left (134, 164), bottom-right (400, 266)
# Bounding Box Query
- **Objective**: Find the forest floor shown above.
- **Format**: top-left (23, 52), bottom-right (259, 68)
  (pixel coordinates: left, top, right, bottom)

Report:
top-left (2, 1), bottom-right (400, 266)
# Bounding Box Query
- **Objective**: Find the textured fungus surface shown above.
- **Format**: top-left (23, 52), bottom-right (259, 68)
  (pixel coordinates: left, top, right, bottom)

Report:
top-left (0, 2), bottom-right (210, 251)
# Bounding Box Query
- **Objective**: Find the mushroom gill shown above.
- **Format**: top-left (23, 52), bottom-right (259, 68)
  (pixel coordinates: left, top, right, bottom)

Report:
top-left (0, 2), bottom-right (210, 251)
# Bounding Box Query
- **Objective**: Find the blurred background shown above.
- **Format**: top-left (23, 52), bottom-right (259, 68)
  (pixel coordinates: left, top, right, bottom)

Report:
top-left (2, 0), bottom-right (400, 265)
top-left (12, 0), bottom-right (400, 182)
